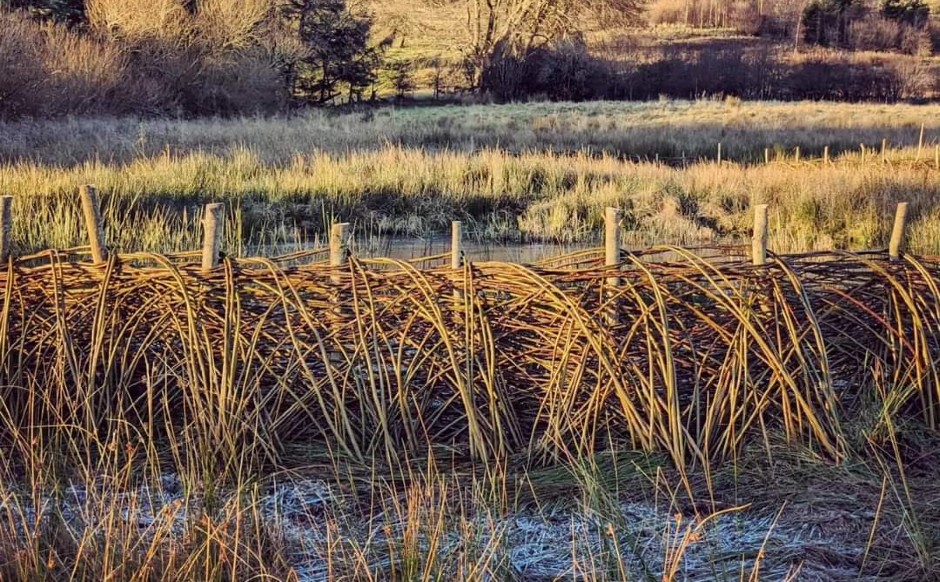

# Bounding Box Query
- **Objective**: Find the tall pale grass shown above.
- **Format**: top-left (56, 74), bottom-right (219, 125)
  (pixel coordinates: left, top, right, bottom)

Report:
top-left (4, 100), bottom-right (940, 164)
top-left (1, 145), bottom-right (937, 254)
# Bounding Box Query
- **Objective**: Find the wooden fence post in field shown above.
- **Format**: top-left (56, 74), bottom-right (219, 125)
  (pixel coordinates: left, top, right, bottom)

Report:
top-left (824, 145), bottom-right (830, 164)
top-left (935, 144), bottom-right (939, 169)
top-left (330, 222), bottom-right (350, 283)
top-left (717, 142), bottom-right (722, 165)
top-left (860, 144), bottom-right (866, 163)
top-left (918, 123), bottom-right (925, 160)
top-left (605, 207), bottom-right (621, 325)
top-left (752, 204), bottom-right (769, 266)
top-left (795, 146), bottom-right (800, 163)
top-left (451, 221), bottom-right (463, 271)
top-left (328, 222), bottom-right (351, 363)
top-left (0, 196), bottom-right (12, 263)
top-left (881, 138), bottom-right (888, 163)
top-left (79, 185), bottom-right (107, 264)
top-left (451, 220), bottom-right (463, 319)
top-left (889, 202), bottom-right (908, 261)
top-left (201, 203), bottom-right (224, 271)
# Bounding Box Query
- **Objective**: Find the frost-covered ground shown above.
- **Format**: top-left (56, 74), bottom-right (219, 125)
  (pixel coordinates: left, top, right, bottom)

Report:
top-left (0, 472), bottom-right (875, 580)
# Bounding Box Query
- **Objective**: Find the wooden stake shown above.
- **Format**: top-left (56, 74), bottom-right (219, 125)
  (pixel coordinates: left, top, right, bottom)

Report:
top-left (330, 222), bottom-right (350, 283)
top-left (889, 202), bottom-right (908, 261)
top-left (764, 148), bottom-right (770, 165)
top-left (451, 221), bottom-right (463, 270)
top-left (752, 204), bottom-right (769, 266)
top-left (917, 123), bottom-right (925, 160)
top-left (605, 207), bottom-right (621, 325)
top-left (0, 196), bottom-right (11, 263)
top-left (201, 203), bottom-right (224, 271)
top-left (79, 185), bottom-right (107, 264)
top-left (860, 144), bottom-right (866, 163)
top-left (717, 142), bottom-right (722, 165)
top-left (881, 138), bottom-right (887, 163)
top-left (794, 146), bottom-right (800, 163)
top-left (451, 220), bottom-right (463, 316)
top-left (823, 145), bottom-right (830, 164)
top-left (328, 222), bottom-right (351, 363)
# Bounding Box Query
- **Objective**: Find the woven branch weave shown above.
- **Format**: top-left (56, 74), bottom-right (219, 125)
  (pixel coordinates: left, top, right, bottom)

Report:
top-left (1, 246), bottom-right (938, 469)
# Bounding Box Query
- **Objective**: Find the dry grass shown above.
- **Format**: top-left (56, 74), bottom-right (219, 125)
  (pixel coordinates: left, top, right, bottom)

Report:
top-left (2, 243), bottom-right (939, 475)
top-left (5, 100), bottom-right (940, 164)
top-left (3, 101), bottom-right (940, 579)
top-left (2, 241), bottom-right (940, 577)
top-left (1, 142), bottom-right (938, 255)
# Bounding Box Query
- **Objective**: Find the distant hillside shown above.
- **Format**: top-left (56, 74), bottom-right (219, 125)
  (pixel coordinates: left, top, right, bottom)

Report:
top-left (364, 0), bottom-right (940, 101)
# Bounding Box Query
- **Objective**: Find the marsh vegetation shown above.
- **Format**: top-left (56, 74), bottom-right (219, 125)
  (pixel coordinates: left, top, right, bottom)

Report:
top-left (2, 100), bottom-right (940, 580)
top-left (2, 100), bottom-right (940, 256)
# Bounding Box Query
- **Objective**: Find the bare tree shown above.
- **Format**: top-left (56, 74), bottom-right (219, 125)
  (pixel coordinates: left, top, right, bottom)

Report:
top-left (447, 0), bottom-right (642, 89)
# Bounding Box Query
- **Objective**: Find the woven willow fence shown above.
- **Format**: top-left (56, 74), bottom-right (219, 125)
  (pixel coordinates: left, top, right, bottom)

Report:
top-left (0, 192), bottom-right (937, 474)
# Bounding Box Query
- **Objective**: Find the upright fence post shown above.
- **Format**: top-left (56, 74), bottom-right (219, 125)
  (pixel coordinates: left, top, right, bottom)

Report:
top-left (752, 204), bottom-right (769, 266)
top-left (917, 123), bottom-right (925, 160)
top-left (79, 185), bottom-right (107, 264)
top-left (881, 138), bottom-right (888, 163)
top-left (330, 222), bottom-right (350, 283)
top-left (860, 144), bottom-right (866, 163)
top-left (605, 207), bottom-right (621, 325)
top-left (764, 148), bottom-right (770, 165)
top-left (201, 203), bottom-right (224, 271)
top-left (717, 142), bottom-right (722, 165)
top-left (329, 222), bottom-right (351, 364)
top-left (794, 146), bottom-right (800, 163)
top-left (451, 221), bottom-right (463, 271)
top-left (0, 196), bottom-right (12, 263)
top-left (824, 145), bottom-right (830, 164)
top-left (451, 220), bottom-right (463, 319)
top-left (935, 144), bottom-right (939, 170)
top-left (889, 202), bottom-right (908, 261)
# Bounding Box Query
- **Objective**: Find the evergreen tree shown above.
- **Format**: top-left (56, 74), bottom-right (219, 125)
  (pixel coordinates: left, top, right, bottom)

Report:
top-left (284, 0), bottom-right (378, 103)
top-left (3, 0), bottom-right (85, 25)
top-left (801, 0), bottom-right (853, 46)
top-left (882, 0), bottom-right (929, 26)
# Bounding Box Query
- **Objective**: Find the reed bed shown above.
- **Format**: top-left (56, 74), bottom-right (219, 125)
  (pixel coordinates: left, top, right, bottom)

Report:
top-left (3, 145), bottom-right (939, 257)
top-left (2, 244), bottom-right (938, 487)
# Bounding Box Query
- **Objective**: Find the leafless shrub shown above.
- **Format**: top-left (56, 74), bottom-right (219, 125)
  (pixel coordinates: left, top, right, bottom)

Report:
top-left (195, 0), bottom-right (272, 51)
top-left (847, 15), bottom-right (928, 53)
top-left (86, 0), bottom-right (192, 42)
top-left (0, 11), bottom-right (46, 117)
top-left (0, 9), bottom-right (127, 117)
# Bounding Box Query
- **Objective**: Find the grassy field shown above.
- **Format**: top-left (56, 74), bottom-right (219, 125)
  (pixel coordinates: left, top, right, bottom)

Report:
top-left (2, 100), bottom-right (939, 255)
top-left (3, 99), bottom-right (940, 580)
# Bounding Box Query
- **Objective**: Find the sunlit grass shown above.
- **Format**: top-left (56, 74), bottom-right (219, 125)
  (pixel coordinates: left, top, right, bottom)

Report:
top-left (1, 144), bottom-right (938, 256)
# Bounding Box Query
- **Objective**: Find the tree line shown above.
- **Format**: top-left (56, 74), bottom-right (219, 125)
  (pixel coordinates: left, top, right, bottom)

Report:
top-left (0, 0), bottom-right (935, 118)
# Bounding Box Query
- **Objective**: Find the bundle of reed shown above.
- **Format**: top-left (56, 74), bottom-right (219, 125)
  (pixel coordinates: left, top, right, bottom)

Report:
top-left (0, 246), bottom-right (937, 480)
